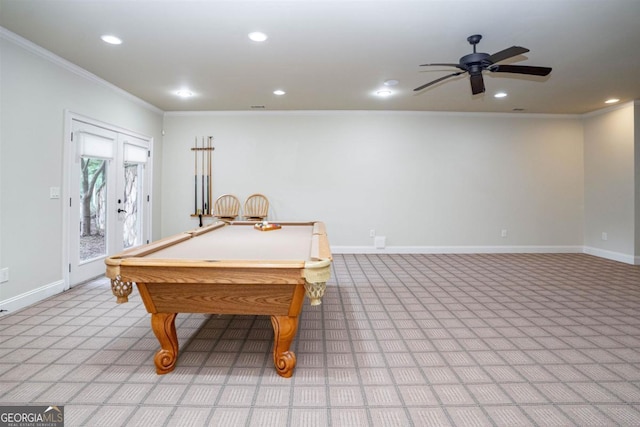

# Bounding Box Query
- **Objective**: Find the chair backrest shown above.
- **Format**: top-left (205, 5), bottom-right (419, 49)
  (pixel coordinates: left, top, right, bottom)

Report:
top-left (213, 194), bottom-right (240, 219)
top-left (243, 193), bottom-right (269, 220)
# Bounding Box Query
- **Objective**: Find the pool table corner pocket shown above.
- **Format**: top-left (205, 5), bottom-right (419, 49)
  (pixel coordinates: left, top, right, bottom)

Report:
top-left (110, 275), bottom-right (134, 304)
top-left (303, 258), bottom-right (331, 306)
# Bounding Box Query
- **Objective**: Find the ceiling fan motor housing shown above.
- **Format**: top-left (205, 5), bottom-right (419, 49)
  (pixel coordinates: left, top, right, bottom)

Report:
top-left (460, 52), bottom-right (491, 73)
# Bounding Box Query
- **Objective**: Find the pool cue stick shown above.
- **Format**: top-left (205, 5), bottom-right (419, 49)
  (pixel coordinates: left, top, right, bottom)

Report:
top-left (194, 137), bottom-right (198, 215)
top-left (207, 136), bottom-right (213, 215)
top-left (205, 137), bottom-right (209, 214)
top-left (201, 137), bottom-right (205, 215)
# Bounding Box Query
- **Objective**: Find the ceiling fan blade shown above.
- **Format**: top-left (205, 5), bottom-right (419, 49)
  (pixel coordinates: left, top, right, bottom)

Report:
top-left (419, 63), bottom-right (460, 68)
top-left (470, 73), bottom-right (485, 95)
top-left (413, 72), bottom-right (465, 92)
top-left (486, 46), bottom-right (529, 64)
top-left (490, 64), bottom-right (552, 76)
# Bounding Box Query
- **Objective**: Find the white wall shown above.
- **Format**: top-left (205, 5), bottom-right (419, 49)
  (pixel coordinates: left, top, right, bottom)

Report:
top-left (162, 111), bottom-right (584, 251)
top-left (0, 31), bottom-right (164, 308)
top-left (583, 103), bottom-right (636, 263)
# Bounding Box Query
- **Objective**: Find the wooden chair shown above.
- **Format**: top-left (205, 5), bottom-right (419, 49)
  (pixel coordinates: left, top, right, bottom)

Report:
top-left (213, 194), bottom-right (240, 221)
top-left (243, 193), bottom-right (269, 221)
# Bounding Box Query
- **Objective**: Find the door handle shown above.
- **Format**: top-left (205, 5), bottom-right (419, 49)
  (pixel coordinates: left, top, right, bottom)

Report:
top-left (117, 208), bottom-right (127, 213)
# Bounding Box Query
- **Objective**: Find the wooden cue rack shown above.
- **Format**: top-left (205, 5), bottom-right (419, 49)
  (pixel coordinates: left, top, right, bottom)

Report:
top-left (190, 136), bottom-right (215, 217)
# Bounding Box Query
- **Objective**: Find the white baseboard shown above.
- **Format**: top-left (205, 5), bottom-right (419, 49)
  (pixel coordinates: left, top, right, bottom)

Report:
top-left (583, 246), bottom-right (638, 265)
top-left (0, 280), bottom-right (66, 315)
top-left (332, 245), bottom-right (583, 255)
top-left (333, 245), bottom-right (638, 265)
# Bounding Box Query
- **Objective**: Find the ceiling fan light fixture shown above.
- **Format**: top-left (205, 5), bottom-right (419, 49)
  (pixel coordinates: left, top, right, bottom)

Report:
top-left (376, 90), bottom-right (392, 97)
top-left (494, 92), bottom-right (507, 98)
top-left (248, 32), bottom-right (268, 42)
top-left (605, 98), bottom-right (620, 104)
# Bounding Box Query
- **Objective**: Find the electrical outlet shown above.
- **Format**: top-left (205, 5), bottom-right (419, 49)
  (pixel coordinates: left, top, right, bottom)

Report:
top-left (501, 229), bottom-right (508, 238)
top-left (0, 268), bottom-right (8, 283)
top-left (602, 232), bottom-right (608, 241)
top-left (374, 236), bottom-right (386, 249)
top-left (369, 229), bottom-right (376, 238)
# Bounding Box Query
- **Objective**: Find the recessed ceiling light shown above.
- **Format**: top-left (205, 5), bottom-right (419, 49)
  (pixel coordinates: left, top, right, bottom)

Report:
top-left (248, 32), bottom-right (268, 42)
top-left (384, 79), bottom-right (399, 86)
top-left (376, 90), bottom-right (392, 97)
top-left (494, 92), bottom-right (507, 98)
top-left (101, 34), bottom-right (122, 45)
top-left (273, 90), bottom-right (286, 96)
top-left (605, 98), bottom-right (620, 104)
top-left (176, 89), bottom-right (193, 98)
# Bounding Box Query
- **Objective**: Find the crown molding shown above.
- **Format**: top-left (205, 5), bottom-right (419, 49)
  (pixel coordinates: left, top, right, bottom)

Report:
top-left (164, 109), bottom-right (581, 119)
top-left (0, 26), bottom-right (163, 115)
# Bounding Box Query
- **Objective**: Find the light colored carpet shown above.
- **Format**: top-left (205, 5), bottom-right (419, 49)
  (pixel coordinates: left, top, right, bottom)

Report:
top-left (1, 253), bottom-right (640, 426)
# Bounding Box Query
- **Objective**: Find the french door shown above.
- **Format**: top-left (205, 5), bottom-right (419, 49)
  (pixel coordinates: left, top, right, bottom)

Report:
top-left (66, 115), bottom-right (152, 287)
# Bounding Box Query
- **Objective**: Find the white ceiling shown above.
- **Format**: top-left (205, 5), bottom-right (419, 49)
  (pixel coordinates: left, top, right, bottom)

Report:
top-left (1, 0), bottom-right (639, 114)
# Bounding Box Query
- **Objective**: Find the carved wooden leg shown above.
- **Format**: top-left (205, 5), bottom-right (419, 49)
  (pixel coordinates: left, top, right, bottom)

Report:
top-left (150, 313), bottom-right (178, 374)
top-left (270, 315), bottom-right (300, 378)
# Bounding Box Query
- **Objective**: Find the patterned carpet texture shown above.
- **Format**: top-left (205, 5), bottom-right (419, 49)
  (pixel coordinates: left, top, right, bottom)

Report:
top-left (1, 253), bottom-right (640, 426)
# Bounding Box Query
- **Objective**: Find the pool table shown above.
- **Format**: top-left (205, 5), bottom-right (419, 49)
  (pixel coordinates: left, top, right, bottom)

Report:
top-left (105, 221), bottom-right (331, 378)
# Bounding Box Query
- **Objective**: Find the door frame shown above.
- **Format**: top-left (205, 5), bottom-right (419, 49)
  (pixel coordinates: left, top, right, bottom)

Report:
top-left (62, 110), bottom-right (154, 290)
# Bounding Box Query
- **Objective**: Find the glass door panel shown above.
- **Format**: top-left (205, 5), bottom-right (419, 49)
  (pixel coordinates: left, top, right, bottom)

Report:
top-left (123, 162), bottom-right (142, 249)
top-left (79, 157), bottom-right (108, 261)
top-left (69, 120), bottom-right (117, 285)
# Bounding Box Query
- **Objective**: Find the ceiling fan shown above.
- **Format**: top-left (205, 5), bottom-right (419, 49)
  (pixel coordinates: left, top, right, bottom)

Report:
top-left (414, 34), bottom-right (552, 95)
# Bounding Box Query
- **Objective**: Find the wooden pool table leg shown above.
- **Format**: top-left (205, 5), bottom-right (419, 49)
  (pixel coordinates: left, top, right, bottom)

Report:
top-left (270, 315), bottom-right (299, 378)
top-left (150, 312), bottom-right (179, 374)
